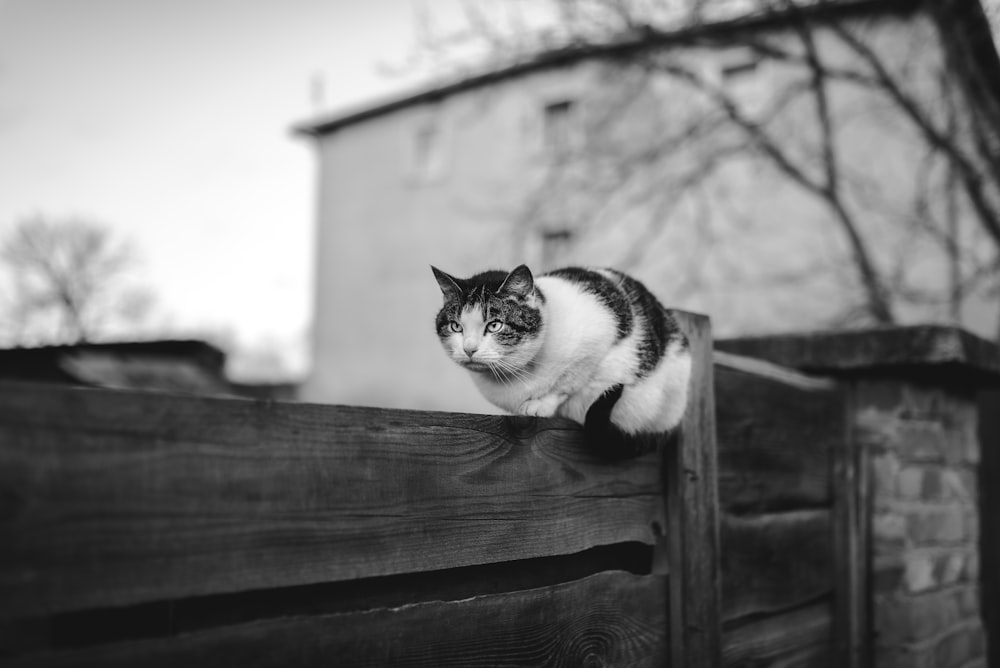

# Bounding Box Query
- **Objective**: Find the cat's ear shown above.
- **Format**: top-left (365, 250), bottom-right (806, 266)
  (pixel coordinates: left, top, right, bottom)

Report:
top-left (498, 264), bottom-right (534, 300)
top-left (431, 266), bottom-right (463, 303)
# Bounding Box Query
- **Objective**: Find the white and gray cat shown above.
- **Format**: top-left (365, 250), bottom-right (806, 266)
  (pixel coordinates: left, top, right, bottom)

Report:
top-left (432, 264), bottom-right (691, 452)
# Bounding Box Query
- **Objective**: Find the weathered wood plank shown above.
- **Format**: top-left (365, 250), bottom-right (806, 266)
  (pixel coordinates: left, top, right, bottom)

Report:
top-left (834, 383), bottom-right (870, 668)
top-left (0, 382), bottom-right (662, 620)
top-left (978, 390), bottom-right (1000, 668)
top-left (720, 510), bottom-right (833, 622)
top-left (5, 571), bottom-right (669, 668)
top-left (664, 312), bottom-right (721, 667)
top-left (722, 601), bottom-right (832, 668)
top-left (717, 326), bottom-right (1000, 383)
top-left (714, 357), bottom-right (842, 514)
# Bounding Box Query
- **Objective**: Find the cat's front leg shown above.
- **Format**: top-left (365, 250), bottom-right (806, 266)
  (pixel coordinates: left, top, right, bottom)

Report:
top-left (517, 392), bottom-right (566, 418)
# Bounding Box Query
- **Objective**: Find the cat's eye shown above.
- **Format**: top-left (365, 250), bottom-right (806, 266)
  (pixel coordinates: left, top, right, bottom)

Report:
top-left (486, 321), bottom-right (504, 333)
top-left (448, 321), bottom-right (463, 333)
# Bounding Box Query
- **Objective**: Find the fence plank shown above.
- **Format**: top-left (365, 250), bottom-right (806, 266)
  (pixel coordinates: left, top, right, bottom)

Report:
top-left (834, 384), bottom-right (870, 668)
top-left (6, 571), bottom-right (668, 668)
top-left (979, 390), bottom-right (1000, 668)
top-left (721, 510), bottom-right (832, 622)
top-left (714, 358), bottom-right (841, 514)
top-left (664, 312), bottom-right (722, 667)
top-left (722, 601), bottom-right (832, 668)
top-left (0, 382), bottom-right (662, 620)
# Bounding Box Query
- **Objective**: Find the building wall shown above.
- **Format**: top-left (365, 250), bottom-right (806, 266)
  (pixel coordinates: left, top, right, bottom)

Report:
top-left (301, 11), bottom-right (994, 412)
top-left (305, 61), bottom-right (600, 411)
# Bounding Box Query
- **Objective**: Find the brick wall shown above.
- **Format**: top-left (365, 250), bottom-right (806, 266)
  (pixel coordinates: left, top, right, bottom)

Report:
top-left (858, 380), bottom-right (985, 668)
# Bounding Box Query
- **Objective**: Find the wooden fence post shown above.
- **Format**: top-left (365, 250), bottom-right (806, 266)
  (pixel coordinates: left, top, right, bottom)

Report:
top-left (665, 311), bottom-right (721, 667)
top-left (834, 384), bottom-right (870, 668)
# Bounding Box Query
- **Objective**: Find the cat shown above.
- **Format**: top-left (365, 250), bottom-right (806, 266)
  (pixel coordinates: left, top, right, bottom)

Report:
top-left (432, 264), bottom-right (691, 454)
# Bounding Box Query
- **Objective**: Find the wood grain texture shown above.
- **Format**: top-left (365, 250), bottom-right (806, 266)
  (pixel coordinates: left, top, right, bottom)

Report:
top-left (722, 601), bottom-right (832, 668)
top-left (717, 326), bottom-right (1000, 385)
top-left (664, 311), bottom-right (722, 668)
top-left (834, 382), bottom-right (870, 668)
top-left (978, 390), bottom-right (1000, 668)
top-left (5, 571), bottom-right (669, 668)
top-left (0, 382), bottom-right (663, 620)
top-left (714, 362), bottom-right (843, 514)
top-left (720, 510), bottom-right (833, 622)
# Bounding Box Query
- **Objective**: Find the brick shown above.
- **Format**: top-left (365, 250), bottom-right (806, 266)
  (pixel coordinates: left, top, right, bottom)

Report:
top-left (942, 469), bottom-right (976, 504)
top-left (937, 552), bottom-right (967, 587)
top-left (856, 380), bottom-right (905, 413)
top-left (899, 384), bottom-right (948, 420)
top-left (962, 422), bottom-right (980, 464)
top-left (897, 421), bottom-right (947, 462)
top-left (905, 553), bottom-right (937, 593)
top-left (963, 510), bottom-right (979, 542)
top-left (874, 646), bottom-right (937, 668)
top-left (957, 585), bottom-right (980, 617)
top-left (964, 550), bottom-right (980, 582)
top-left (873, 555), bottom-right (906, 594)
top-left (969, 625), bottom-right (986, 658)
top-left (874, 512), bottom-right (907, 546)
top-left (872, 452), bottom-right (901, 504)
top-left (921, 467), bottom-right (943, 500)
top-left (875, 589), bottom-right (960, 643)
top-left (903, 550), bottom-right (970, 593)
top-left (857, 406), bottom-right (900, 451)
top-left (897, 466), bottom-right (923, 501)
top-left (906, 504), bottom-right (965, 544)
top-left (933, 624), bottom-right (982, 668)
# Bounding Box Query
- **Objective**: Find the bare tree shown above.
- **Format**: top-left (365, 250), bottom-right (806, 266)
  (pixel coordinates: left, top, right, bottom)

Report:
top-left (0, 216), bottom-right (153, 345)
top-left (413, 0), bottom-right (1000, 334)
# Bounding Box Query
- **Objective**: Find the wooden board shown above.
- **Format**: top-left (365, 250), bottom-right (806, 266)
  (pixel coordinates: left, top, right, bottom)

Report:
top-left (664, 311), bottom-right (722, 667)
top-left (979, 390), bottom-right (1000, 668)
top-left (720, 510), bottom-right (833, 622)
top-left (834, 382), bottom-right (869, 668)
top-left (5, 571), bottom-right (668, 668)
top-left (717, 326), bottom-right (1000, 383)
top-left (722, 601), bottom-right (832, 668)
top-left (714, 357), bottom-right (842, 514)
top-left (0, 382), bottom-right (663, 620)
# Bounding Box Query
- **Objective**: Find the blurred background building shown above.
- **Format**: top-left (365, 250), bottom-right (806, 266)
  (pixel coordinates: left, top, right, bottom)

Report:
top-left (295, 0), bottom-right (1000, 413)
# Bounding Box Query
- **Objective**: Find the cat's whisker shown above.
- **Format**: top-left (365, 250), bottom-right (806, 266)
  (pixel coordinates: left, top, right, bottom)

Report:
top-left (491, 358), bottom-right (537, 385)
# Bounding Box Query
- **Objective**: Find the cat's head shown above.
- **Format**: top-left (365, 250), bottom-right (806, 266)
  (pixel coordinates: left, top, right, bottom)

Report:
top-left (431, 265), bottom-right (544, 376)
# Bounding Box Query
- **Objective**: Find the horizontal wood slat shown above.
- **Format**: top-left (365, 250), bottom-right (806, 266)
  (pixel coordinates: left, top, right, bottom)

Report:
top-left (6, 571), bottom-right (669, 668)
top-left (720, 509), bottom-right (833, 621)
top-left (722, 601), bottom-right (832, 668)
top-left (714, 363), bottom-right (843, 514)
top-left (0, 382), bottom-right (663, 620)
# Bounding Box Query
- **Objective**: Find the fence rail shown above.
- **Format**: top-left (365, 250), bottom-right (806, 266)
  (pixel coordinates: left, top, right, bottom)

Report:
top-left (0, 312), bottom-right (719, 667)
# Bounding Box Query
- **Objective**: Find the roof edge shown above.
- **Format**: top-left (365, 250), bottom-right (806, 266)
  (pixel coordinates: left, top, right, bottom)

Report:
top-left (292, 0), bottom-right (919, 138)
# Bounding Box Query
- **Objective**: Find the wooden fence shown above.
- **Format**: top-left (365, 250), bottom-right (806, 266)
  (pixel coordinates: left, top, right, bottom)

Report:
top-left (0, 314), bottom-right (737, 667)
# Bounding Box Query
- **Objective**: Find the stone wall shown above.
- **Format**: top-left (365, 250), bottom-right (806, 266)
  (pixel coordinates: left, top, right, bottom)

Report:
top-left (859, 380), bottom-right (985, 668)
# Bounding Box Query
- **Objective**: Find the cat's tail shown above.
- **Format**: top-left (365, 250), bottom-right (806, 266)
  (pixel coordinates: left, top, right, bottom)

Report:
top-left (583, 385), bottom-right (669, 459)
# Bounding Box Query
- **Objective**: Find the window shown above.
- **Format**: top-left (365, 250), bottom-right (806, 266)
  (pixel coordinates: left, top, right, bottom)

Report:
top-left (407, 113), bottom-right (447, 184)
top-left (542, 100), bottom-right (578, 156)
top-left (540, 229), bottom-right (574, 269)
top-left (412, 123), bottom-right (439, 179)
top-left (720, 59), bottom-right (759, 79)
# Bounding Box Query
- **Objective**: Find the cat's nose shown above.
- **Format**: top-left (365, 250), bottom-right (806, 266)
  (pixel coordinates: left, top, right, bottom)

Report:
top-left (463, 342), bottom-right (478, 358)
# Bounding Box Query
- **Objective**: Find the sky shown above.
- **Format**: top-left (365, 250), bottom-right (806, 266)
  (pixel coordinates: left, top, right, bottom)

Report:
top-left (0, 0), bottom-right (460, 380)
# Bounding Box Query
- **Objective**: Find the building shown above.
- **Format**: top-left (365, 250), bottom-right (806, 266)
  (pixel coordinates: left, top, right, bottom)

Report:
top-left (294, 0), bottom-right (1000, 412)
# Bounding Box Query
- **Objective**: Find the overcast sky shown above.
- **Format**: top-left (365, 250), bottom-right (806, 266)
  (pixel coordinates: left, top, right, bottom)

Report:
top-left (0, 0), bottom-right (460, 379)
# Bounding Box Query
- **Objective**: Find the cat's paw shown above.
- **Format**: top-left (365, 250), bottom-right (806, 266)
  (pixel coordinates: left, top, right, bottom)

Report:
top-left (518, 394), bottom-right (564, 418)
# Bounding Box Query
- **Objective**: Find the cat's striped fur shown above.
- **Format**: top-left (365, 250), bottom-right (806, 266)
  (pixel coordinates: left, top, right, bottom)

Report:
top-left (432, 264), bottom-right (691, 453)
